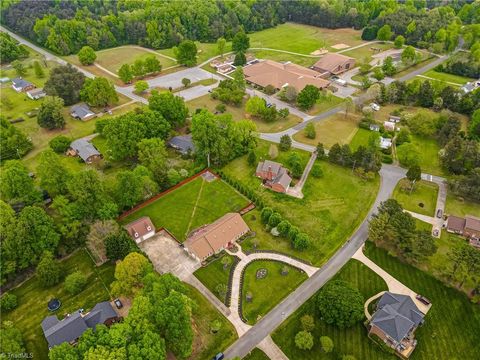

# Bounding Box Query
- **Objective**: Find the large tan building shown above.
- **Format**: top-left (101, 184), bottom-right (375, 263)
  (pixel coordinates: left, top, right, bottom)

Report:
top-left (312, 53), bottom-right (356, 77)
top-left (243, 59), bottom-right (330, 92)
top-left (184, 213), bottom-right (250, 261)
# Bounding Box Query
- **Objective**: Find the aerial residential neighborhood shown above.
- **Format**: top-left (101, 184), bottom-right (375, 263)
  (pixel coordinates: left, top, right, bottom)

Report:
top-left (0, 1), bottom-right (479, 360)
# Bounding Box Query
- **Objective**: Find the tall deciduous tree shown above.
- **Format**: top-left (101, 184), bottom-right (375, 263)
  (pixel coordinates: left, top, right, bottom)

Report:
top-left (0, 117), bottom-right (32, 160)
top-left (44, 64), bottom-right (86, 105)
top-left (0, 160), bottom-right (40, 204)
top-left (217, 37), bottom-right (226, 56)
top-left (36, 251), bottom-right (61, 287)
top-left (80, 77), bottom-right (118, 107)
top-left (232, 31), bottom-right (250, 53)
top-left (174, 40), bottom-right (197, 67)
top-left (37, 96), bottom-right (65, 129)
top-left (148, 90), bottom-right (188, 127)
top-left (137, 138), bottom-right (168, 184)
top-left (103, 113), bottom-right (147, 160)
top-left (297, 85), bottom-right (320, 110)
top-left (78, 46), bottom-right (96, 65)
top-left (118, 63), bottom-right (133, 83)
top-left (377, 24), bottom-right (393, 41)
top-left (37, 150), bottom-right (70, 197)
top-left (111, 252), bottom-right (153, 297)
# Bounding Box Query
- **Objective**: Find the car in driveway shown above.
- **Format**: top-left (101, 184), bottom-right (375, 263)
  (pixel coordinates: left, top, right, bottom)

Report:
top-left (433, 229), bottom-right (439, 237)
top-left (212, 353), bottom-right (224, 360)
top-left (436, 209), bottom-right (443, 218)
top-left (370, 103), bottom-right (380, 111)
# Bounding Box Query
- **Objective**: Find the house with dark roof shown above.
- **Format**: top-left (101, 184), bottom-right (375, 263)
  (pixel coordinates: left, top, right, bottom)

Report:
top-left (41, 302), bottom-right (119, 349)
top-left (184, 213), bottom-right (250, 261)
top-left (26, 88), bottom-right (46, 100)
top-left (312, 53), bottom-right (356, 77)
top-left (11, 77), bottom-right (35, 92)
top-left (168, 135), bottom-right (195, 155)
top-left (256, 160), bottom-right (292, 193)
top-left (368, 292), bottom-right (426, 358)
top-left (124, 216), bottom-right (155, 243)
top-left (67, 138), bottom-right (102, 164)
top-left (70, 103), bottom-right (95, 121)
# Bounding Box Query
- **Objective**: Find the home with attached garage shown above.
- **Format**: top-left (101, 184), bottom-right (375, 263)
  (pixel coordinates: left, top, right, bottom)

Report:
top-left (11, 77), bottom-right (35, 92)
top-left (70, 103), bottom-right (95, 121)
top-left (124, 216), bottom-right (156, 244)
top-left (184, 212), bottom-right (250, 261)
top-left (26, 88), bottom-right (46, 100)
top-left (311, 53), bottom-right (356, 77)
top-left (446, 215), bottom-right (480, 247)
top-left (67, 138), bottom-right (102, 164)
top-left (256, 160), bottom-right (292, 193)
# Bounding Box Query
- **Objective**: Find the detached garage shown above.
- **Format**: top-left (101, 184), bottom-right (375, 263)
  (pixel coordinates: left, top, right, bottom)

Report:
top-left (124, 216), bottom-right (155, 243)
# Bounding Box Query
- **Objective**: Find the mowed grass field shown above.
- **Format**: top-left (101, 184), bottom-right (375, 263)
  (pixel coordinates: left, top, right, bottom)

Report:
top-left (273, 259), bottom-right (390, 360)
top-left (341, 42), bottom-right (394, 62)
top-left (445, 193), bottom-right (480, 217)
top-left (307, 94), bottom-right (344, 116)
top-left (194, 252), bottom-right (237, 304)
top-left (95, 46), bottom-right (177, 73)
top-left (187, 94), bottom-right (302, 133)
top-left (244, 348), bottom-right (269, 360)
top-left (293, 113), bottom-right (359, 148)
top-left (349, 128), bottom-right (380, 150)
top-left (241, 260), bottom-right (308, 325)
top-left (363, 242), bottom-right (480, 359)
top-left (2, 249), bottom-right (115, 360)
top-left (222, 140), bottom-right (379, 266)
top-left (421, 69), bottom-right (475, 85)
top-left (120, 176), bottom-right (250, 241)
top-left (248, 22), bottom-right (365, 54)
top-left (392, 179), bottom-right (439, 217)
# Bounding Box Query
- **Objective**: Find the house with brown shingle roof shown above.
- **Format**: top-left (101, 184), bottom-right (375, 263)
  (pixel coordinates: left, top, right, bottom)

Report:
top-left (312, 53), bottom-right (356, 77)
top-left (184, 213), bottom-right (250, 261)
top-left (256, 160), bottom-right (292, 193)
top-left (446, 215), bottom-right (480, 248)
top-left (124, 216), bottom-right (155, 243)
top-left (243, 60), bottom-right (330, 92)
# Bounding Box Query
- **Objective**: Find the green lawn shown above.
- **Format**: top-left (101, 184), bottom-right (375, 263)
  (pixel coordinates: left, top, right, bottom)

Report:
top-left (249, 23), bottom-right (365, 54)
top-left (445, 193), bottom-right (480, 217)
top-left (222, 141), bottom-right (379, 266)
top-left (2, 249), bottom-right (115, 360)
top-left (307, 94), bottom-right (344, 116)
top-left (94, 46), bottom-right (177, 73)
top-left (241, 260), bottom-right (308, 325)
top-left (158, 41), bottom-right (231, 65)
top-left (185, 284), bottom-right (237, 360)
top-left (392, 179), bottom-right (439, 217)
top-left (120, 176), bottom-right (250, 241)
top-left (243, 348), bottom-right (269, 360)
top-left (250, 49), bottom-right (319, 67)
top-left (415, 219), bottom-right (432, 232)
top-left (363, 242), bottom-right (480, 359)
top-left (341, 42), bottom-right (394, 63)
top-left (349, 128), bottom-right (380, 150)
top-left (293, 113), bottom-right (358, 148)
top-left (186, 94), bottom-right (302, 133)
top-left (194, 252), bottom-right (236, 304)
top-left (273, 259), bottom-right (390, 360)
top-left (421, 69), bottom-right (474, 85)
top-left (397, 135), bottom-right (444, 176)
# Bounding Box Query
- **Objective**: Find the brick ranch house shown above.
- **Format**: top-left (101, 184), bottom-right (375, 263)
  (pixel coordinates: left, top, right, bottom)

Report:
top-left (312, 53), bottom-right (356, 77)
top-left (368, 292), bottom-right (426, 359)
top-left (256, 160), bottom-right (292, 193)
top-left (184, 212), bottom-right (250, 261)
top-left (446, 215), bottom-right (480, 247)
top-left (124, 216), bottom-right (156, 244)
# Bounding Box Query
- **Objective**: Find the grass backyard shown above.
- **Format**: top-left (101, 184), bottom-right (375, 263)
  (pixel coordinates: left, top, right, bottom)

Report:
top-left (445, 193), bottom-right (480, 217)
top-left (186, 94), bottom-right (302, 133)
top-left (421, 69), bottom-right (474, 85)
top-left (307, 94), bottom-right (344, 116)
top-left (250, 49), bottom-right (318, 67)
top-left (273, 259), bottom-right (390, 360)
top-left (293, 112), bottom-right (359, 148)
top-left (341, 42), bottom-right (394, 63)
top-left (2, 249), bottom-right (115, 360)
top-left (392, 179), bottom-right (439, 217)
top-left (158, 41), bottom-right (230, 65)
top-left (120, 175), bottom-right (250, 242)
top-left (349, 128), bottom-right (380, 150)
top-left (185, 284), bottom-right (238, 360)
top-left (401, 135), bottom-right (444, 176)
top-left (222, 140), bottom-right (379, 266)
top-left (244, 348), bottom-right (269, 360)
top-left (363, 242), bottom-right (480, 359)
top-left (194, 252), bottom-right (237, 304)
top-left (241, 260), bottom-right (308, 325)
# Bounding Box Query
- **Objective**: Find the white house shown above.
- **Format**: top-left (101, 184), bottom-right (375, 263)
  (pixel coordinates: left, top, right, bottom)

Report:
top-left (380, 137), bottom-right (392, 149)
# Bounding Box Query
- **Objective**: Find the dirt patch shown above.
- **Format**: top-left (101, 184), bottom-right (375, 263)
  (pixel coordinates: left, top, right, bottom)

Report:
top-left (310, 49), bottom-right (328, 56)
top-left (331, 43), bottom-right (351, 50)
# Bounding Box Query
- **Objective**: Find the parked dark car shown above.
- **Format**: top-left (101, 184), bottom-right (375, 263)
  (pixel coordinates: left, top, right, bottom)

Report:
top-left (212, 353), bottom-right (224, 360)
top-left (114, 298), bottom-right (123, 309)
top-left (416, 294), bottom-right (431, 305)
top-left (436, 209), bottom-right (443, 218)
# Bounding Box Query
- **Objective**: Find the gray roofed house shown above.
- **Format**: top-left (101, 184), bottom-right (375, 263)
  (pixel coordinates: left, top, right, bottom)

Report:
top-left (11, 77), bottom-right (34, 92)
top-left (460, 80), bottom-right (479, 94)
top-left (69, 138), bottom-right (102, 164)
top-left (368, 292), bottom-right (425, 358)
top-left (168, 135), bottom-right (195, 155)
top-left (41, 302), bottom-right (119, 349)
top-left (255, 160), bottom-right (292, 193)
top-left (70, 103), bottom-right (95, 121)
top-left (26, 88), bottom-right (46, 100)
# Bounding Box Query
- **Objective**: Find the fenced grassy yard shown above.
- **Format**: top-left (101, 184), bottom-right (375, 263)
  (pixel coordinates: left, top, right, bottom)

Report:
top-left (272, 259), bottom-right (390, 360)
top-left (293, 113), bottom-right (358, 148)
top-left (2, 249), bottom-right (115, 360)
top-left (186, 94), bottom-right (303, 133)
top-left (222, 141), bottom-right (379, 266)
top-left (120, 175), bottom-right (250, 242)
top-left (363, 242), bottom-right (480, 359)
top-left (241, 260), bottom-right (308, 325)
top-left (392, 179), bottom-right (439, 217)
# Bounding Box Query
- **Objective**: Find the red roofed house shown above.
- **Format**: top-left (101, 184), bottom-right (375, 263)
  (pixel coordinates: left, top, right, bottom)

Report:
top-left (184, 213), bottom-right (250, 261)
top-left (446, 215), bottom-right (480, 248)
top-left (312, 53), bottom-right (356, 77)
top-left (124, 216), bottom-right (155, 244)
top-left (256, 160), bottom-right (292, 193)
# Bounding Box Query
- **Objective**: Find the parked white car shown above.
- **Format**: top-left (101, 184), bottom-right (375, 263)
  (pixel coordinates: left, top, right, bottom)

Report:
top-left (370, 103), bottom-right (380, 111)
top-left (334, 78), bottom-right (347, 87)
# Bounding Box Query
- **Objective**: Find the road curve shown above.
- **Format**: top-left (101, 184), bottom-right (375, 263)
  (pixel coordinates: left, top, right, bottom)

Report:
top-left (223, 164), bottom-right (406, 359)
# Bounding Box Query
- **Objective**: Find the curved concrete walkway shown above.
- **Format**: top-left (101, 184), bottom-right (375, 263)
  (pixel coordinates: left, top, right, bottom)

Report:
top-left (364, 291), bottom-right (385, 320)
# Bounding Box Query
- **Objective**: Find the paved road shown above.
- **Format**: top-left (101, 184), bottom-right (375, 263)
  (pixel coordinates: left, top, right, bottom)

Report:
top-left (223, 164), bottom-right (406, 359)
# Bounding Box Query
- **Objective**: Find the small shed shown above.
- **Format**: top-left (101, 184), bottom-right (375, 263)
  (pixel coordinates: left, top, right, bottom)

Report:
top-left (0, 77), bottom-right (10, 84)
top-left (124, 217), bottom-right (155, 243)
